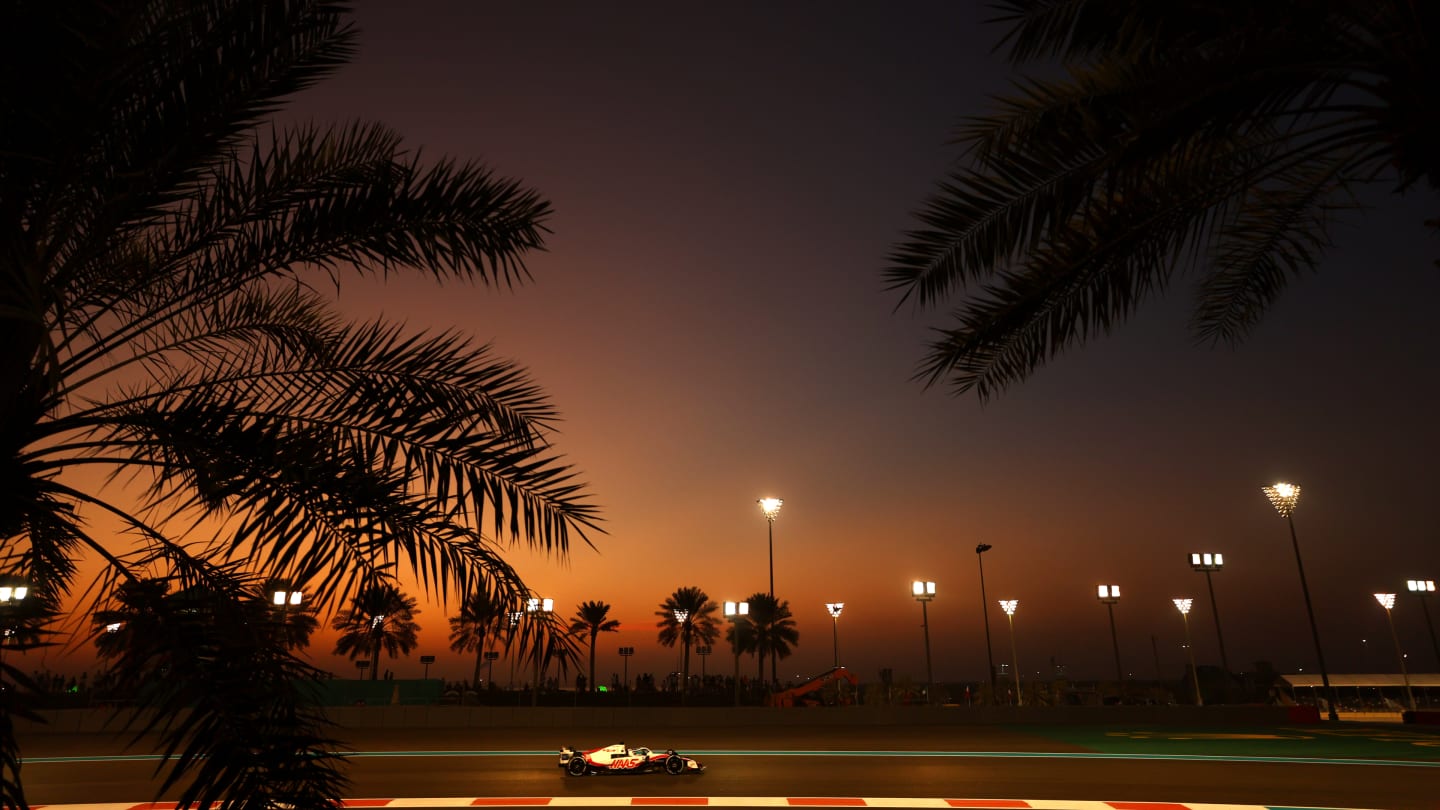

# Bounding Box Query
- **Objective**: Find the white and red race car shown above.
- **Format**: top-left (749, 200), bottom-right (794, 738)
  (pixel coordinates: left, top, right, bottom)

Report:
top-left (558, 743), bottom-right (705, 776)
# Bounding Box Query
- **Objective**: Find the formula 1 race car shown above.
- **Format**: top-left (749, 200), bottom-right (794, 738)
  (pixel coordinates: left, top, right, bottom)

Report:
top-left (558, 743), bottom-right (705, 776)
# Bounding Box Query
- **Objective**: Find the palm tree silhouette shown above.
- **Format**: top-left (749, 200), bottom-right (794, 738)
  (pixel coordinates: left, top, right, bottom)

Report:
top-left (725, 612), bottom-right (757, 701)
top-left (742, 592), bottom-right (799, 691)
top-left (569, 600), bottom-right (621, 692)
top-left (538, 624), bottom-right (580, 687)
top-left (91, 578), bottom-right (171, 666)
top-left (450, 590), bottom-right (508, 688)
top-left (0, 1), bottom-right (600, 803)
top-left (889, 0), bottom-right (1440, 400)
top-left (261, 579), bottom-right (319, 651)
top-left (509, 606), bottom-right (578, 697)
top-left (332, 584), bottom-right (422, 680)
top-left (87, 572), bottom-right (346, 806)
top-left (655, 587), bottom-right (720, 698)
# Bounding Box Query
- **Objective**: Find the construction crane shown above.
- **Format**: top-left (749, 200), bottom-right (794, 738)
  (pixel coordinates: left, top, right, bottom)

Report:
top-left (766, 666), bottom-right (859, 707)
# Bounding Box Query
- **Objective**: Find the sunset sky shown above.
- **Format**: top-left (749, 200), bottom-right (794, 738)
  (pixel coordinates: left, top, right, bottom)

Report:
top-left (36, 1), bottom-right (1440, 689)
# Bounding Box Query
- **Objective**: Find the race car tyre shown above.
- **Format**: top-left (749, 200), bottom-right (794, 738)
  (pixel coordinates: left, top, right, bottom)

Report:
top-left (567, 757), bottom-right (588, 776)
top-left (664, 755), bottom-right (685, 775)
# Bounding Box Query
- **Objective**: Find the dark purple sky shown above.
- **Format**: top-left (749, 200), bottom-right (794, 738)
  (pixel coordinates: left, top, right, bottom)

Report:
top-left (249, 1), bottom-right (1440, 686)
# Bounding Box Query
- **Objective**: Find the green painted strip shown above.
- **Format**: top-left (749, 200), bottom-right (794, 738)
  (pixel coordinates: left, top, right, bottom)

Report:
top-left (22, 754), bottom-right (162, 763)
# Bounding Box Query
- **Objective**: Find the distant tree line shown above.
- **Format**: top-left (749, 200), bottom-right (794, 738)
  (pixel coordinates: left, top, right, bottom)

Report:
top-left (86, 580), bottom-right (802, 697)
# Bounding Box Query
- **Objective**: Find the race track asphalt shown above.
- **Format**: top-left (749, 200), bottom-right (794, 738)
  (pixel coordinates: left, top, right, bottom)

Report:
top-left (16, 723), bottom-right (1440, 809)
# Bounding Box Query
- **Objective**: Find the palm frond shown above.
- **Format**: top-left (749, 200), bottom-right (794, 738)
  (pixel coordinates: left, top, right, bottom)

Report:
top-left (53, 120), bottom-right (551, 387)
top-left (892, 0), bottom-right (1430, 399)
top-left (888, 74), bottom-right (1112, 308)
top-left (1193, 160), bottom-right (1352, 344)
top-left (5, 0), bottom-right (603, 804)
top-left (31, 0), bottom-right (356, 283)
top-left (38, 309), bottom-right (599, 605)
top-left (93, 563), bottom-right (349, 808)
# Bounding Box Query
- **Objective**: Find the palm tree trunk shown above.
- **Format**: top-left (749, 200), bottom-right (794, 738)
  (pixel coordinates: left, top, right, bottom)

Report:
top-left (589, 629), bottom-right (598, 692)
top-left (682, 635), bottom-right (691, 697)
top-left (371, 636), bottom-right (381, 680)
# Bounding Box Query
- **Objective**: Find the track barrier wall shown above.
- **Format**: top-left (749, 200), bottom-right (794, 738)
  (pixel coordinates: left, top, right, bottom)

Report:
top-left (17, 703), bottom-right (1308, 734)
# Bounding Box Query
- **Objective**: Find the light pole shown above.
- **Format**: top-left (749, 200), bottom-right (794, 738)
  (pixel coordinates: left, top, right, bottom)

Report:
top-left (1406, 579), bottom-right (1440, 670)
top-left (1262, 482), bottom-right (1339, 722)
top-left (1189, 552), bottom-right (1232, 678)
top-left (367, 614), bottom-right (385, 681)
top-left (1374, 593), bottom-right (1417, 712)
top-left (1097, 585), bottom-right (1123, 690)
top-left (976, 543), bottom-right (997, 704)
top-left (484, 650), bottom-right (499, 689)
top-left (1174, 598), bottom-right (1203, 706)
top-left (271, 587), bottom-right (303, 650)
top-left (825, 602), bottom-right (844, 669)
top-left (0, 584), bottom-right (29, 610)
top-left (724, 600), bottom-right (749, 707)
top-left (999, 600), bottom-right (1021, 706)
top-left (757, 497), bottom-right (782, 597)
top-left (0, 583), bottom-right (29, 680)
top-left (507, 611), bottom-right (523, 690)
top-left (697, 645), bottom-right (711, 682)
top-left (619, 646), bottom-right (634, 706)
top-left (674, 608), bottom-right (691, 704)
top-left (272, 588), bottom-right (302, 607)
top-left (912, 580), bottom-right (936, 705)
top-left (527, 596), bottom-right (552, 707)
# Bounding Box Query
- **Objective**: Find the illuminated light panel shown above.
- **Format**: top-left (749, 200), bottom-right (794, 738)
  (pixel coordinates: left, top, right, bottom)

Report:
top-left (1190, 552), bottom-right (1223, 569)
top-left (825, 602), bottom-right (844, 618)
top-left (999, 599), bottom-right (1017, 616)
top-left (1097, 584), bottom-right (1120, 601)
top-left (757, 497), bottom-right (783, 520)
top-left (1375, 593), bottom-right (1396, 610)
top-left (1263, 482), bottom-right (1301, 517)
top-left (1173, 598), bottom-right (1193, 614)
top-left (1407, 579), bottom-right (1435, 593)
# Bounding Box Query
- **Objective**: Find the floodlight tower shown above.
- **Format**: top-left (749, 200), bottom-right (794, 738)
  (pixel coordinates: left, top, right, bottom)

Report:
top-left (999, 599), bottom-right (1021, 705)
top-left (0, 582), bottom-right (29, 680)
top-left (526, 597), bottom-right (553, 707)
top-left (724, 600), bottom-right (749, 707)
top-left (1261, 482), bottom-right (1338, 722)
top-left (1406, 580), bottom-right (1439, 670)
top-left (1374, 593), bottom-right (1416, 712)
top-left (757, 498), bottom-right (783, 598)
top-left (825, 602), bottom-right (844, 669)
top-left (975, 543), bottom-right (997, 703)
top-left (1097, 585), bottom-right (1124, 687)
top-left (1189, 552), bottom-right (1232, 677)
top-left (1173, 598), bottom-right (1203, 706)
top-left (912, 580), bottom-right (936, 705)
